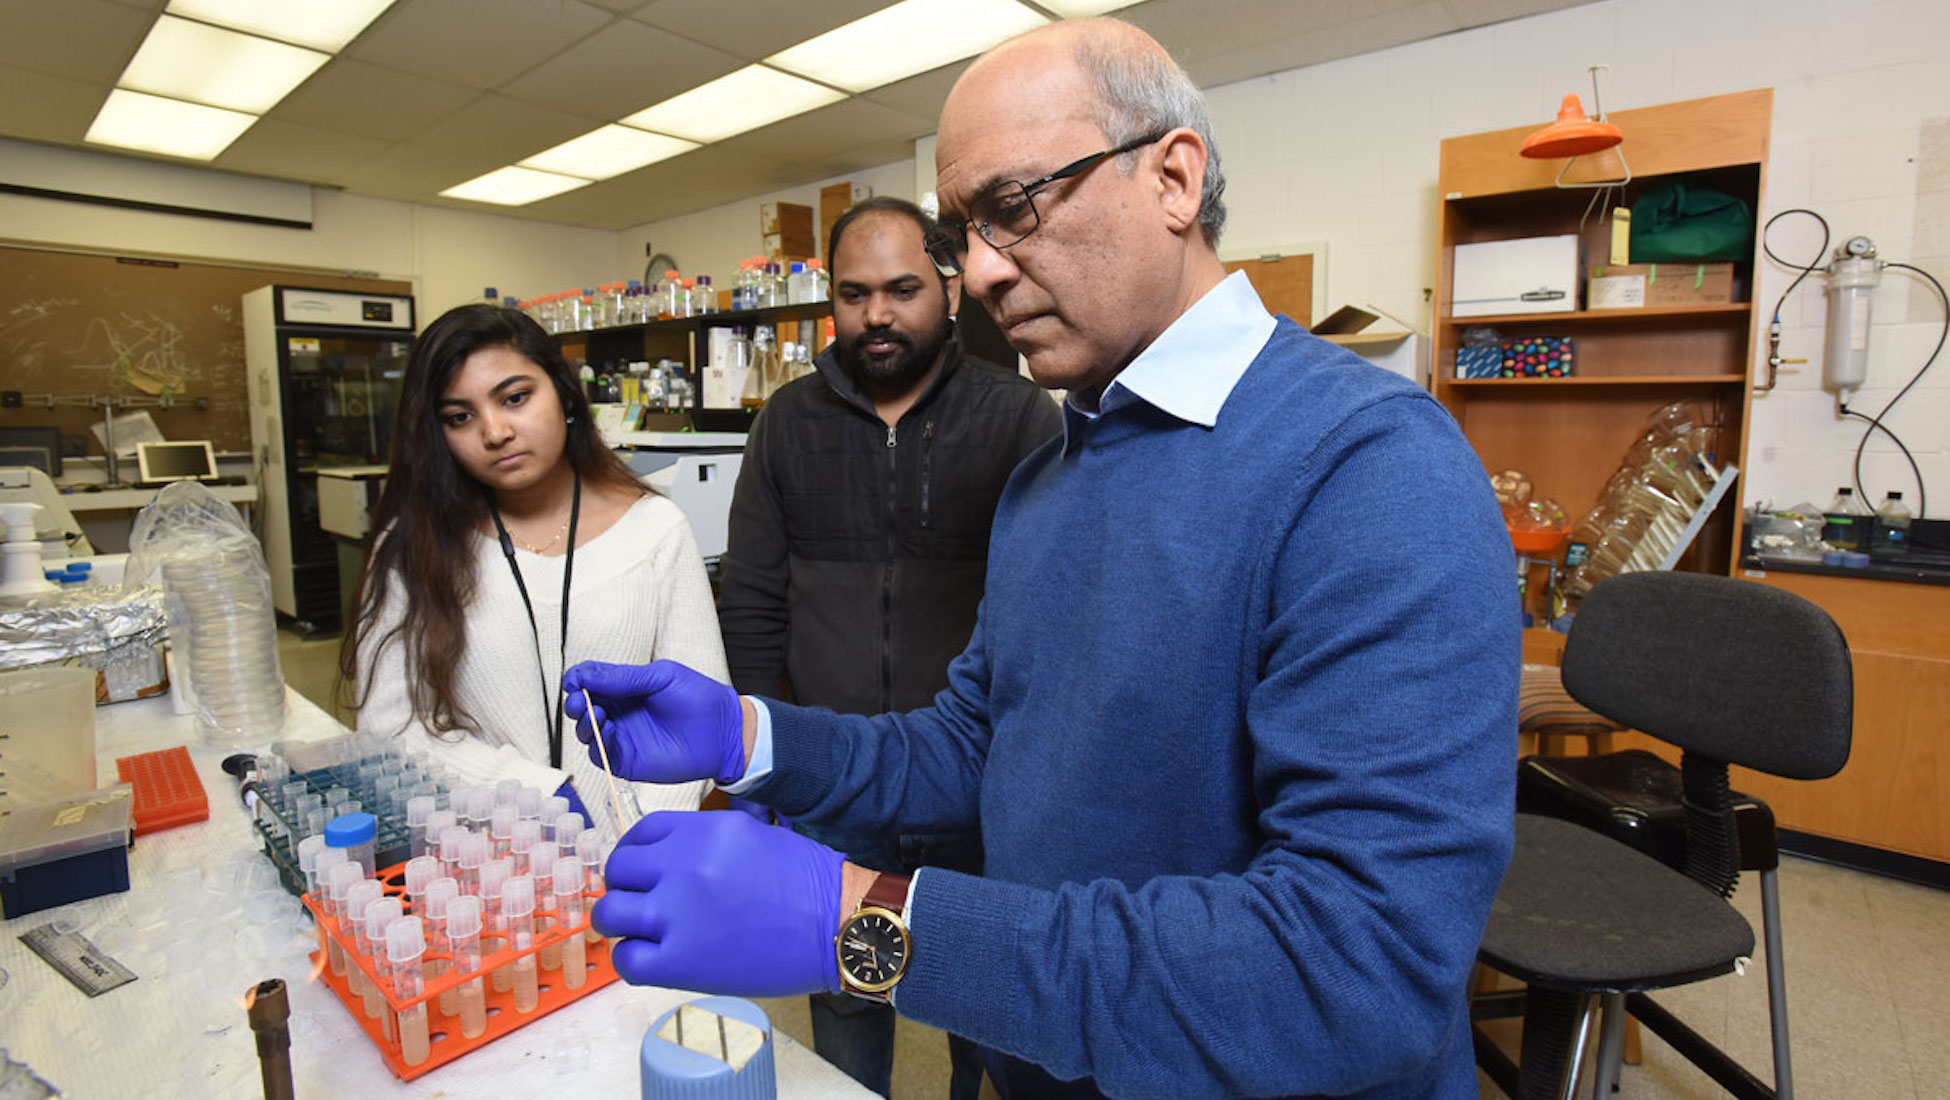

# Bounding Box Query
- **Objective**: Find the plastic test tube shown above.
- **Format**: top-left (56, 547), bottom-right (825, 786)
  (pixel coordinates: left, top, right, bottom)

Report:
top-left (552, 858), bottom-right (586, 989)
top-left (438, 825), bottom-right (470, 884)
top-left (480, 860), bottom-right (514, 993)
top-left (495, 778), bottom-right (521, 807)
top-left (457, 833), bottom-right (489, 897)
top-left (324, 862), bottom-right (365, 976)
top-left (447, 896), bottom-right (487, 1039)
top-left (530, 842), bottom-right (561, 971)
top-left (343, 879), bottom-right (384, 996)
top-left (406, 796), bottom-right (437, 858)
top-left (325, 812), bottom-right (379, 878)
top-left (510, 820), bottom-right (542, 874)
top-left (422, 877), bottom-right (461, 1018)
top-left (362, 895), bottom-right (404, 1030)
top-left (576, 830), bottom-right (606, 944)
top-left (541, 796), bottom-right (571, 840)
top-left (502, 876), bottom-right (539, 1013)
top-left (388, 917), bottom-right (432, 1067)
top-left (295, 835), bottom-right (326, 891)
top-left (554, 813), bottom-right (583, 861)
top-left (403, 856), bottom-right (439, 915)
top-left (515, 785), bottom-right (542, 822)
top-left (489, 804), bottom-right (518, 859)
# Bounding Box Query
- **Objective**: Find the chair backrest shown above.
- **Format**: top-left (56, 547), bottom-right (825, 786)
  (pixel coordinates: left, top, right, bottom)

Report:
top-left (1561, 572), bottom-right (1852, 780)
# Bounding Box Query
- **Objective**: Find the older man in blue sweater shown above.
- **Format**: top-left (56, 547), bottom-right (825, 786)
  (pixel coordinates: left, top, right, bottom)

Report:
top-left (565, 16), bottom-right (1516, 1100)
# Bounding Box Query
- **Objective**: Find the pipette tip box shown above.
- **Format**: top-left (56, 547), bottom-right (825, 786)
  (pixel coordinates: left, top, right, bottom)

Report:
top-left (115, 745), bottom-right (208, 835)
top-left (0, 783), bottom-right (133, 919)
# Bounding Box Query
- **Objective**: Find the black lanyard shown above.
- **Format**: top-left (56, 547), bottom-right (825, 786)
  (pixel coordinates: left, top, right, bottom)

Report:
top-left (490, 471), bottom-right (580, 769)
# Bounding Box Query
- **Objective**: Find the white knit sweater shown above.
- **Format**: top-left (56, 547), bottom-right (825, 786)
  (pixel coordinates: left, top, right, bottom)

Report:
top-left (357, 494), bottom-right (729, 835)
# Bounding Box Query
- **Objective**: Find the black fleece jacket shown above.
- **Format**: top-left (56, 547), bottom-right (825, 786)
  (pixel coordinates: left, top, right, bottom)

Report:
top-left (716, 332), bottom-right (1061, 715)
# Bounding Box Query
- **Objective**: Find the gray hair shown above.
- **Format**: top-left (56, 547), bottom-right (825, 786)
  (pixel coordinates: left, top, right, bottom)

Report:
top-left (1072, 30), bottom-right (1227, 247)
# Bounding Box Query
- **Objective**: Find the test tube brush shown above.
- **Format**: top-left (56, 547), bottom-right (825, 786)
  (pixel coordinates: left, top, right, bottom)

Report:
top-left (246, 977), bottom-right (296, 1100)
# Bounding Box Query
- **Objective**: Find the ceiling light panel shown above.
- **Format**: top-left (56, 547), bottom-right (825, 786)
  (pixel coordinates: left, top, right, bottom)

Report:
top-left (767, 0), bottom-right (1049, 93)
top-left (164, 0), bottom-right (399, 52)
top-left (1034, 0), bottom-right (1147, 15)
top-left (519, 125), bottom-right (699, 180)
top-left (441, 166), bottom-right (591, 205)
top-left (620, 65), bottom-right (846, 144)
top-left (120, 16), bottom-right (330, 114)
top-left (85, 88), bottom-right (258, 160)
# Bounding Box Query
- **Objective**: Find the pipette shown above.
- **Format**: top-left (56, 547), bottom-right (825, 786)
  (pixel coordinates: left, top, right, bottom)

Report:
top-left (446, 895), bottom-right (487, 1040)
top-left (580, 687), bottom-right (632, 834)
top-left (387, 917), bottom-right (431, 1067)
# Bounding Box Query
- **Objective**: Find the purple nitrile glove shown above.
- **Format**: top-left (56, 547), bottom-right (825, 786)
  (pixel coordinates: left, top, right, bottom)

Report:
top-left (562, 660), bottom-right (746, 786)
top-left (592, 811), bottom-right (843, 997)
top-left (726, 797), bottom-right (772, 823)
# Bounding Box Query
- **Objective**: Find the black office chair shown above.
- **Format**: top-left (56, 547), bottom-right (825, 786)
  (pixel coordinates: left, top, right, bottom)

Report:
top-left (1473, 571), bottom-right (1852, 1100)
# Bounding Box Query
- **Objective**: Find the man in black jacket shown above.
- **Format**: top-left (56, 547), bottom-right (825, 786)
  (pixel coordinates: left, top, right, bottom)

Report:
top-left (716, 196), bottom-right (1060, 1098)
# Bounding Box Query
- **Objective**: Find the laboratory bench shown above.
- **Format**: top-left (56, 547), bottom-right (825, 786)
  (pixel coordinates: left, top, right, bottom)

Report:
top-left (0, 688), bottom-right (875, 1098)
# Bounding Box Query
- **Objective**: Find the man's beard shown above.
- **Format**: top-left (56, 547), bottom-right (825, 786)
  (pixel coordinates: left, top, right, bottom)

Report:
top-left (839, 311), bottom-right (951, 393)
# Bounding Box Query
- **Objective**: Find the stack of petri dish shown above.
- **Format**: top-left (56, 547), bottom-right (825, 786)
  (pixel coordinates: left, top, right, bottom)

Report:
top-left (163, 550), bottom-right (287, 747)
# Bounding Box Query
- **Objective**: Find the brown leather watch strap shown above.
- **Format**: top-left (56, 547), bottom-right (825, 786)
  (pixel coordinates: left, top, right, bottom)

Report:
top-left (863, 872), bottom-right (912, 915)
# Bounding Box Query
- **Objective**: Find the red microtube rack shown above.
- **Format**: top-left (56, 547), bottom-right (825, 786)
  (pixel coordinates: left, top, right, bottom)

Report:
top-left (301, 862), bottom-right (619, 1081)
top-left (114, 746), bottom-right (209, 835)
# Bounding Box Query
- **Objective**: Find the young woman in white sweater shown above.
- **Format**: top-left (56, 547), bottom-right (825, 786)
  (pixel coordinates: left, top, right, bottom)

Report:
top-left (341, 303), bottom-right (727, 834)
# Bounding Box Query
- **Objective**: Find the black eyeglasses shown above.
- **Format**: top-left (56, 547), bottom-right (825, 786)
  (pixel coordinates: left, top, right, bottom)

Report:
top-left (926, 131), bottom-right (1168, 276)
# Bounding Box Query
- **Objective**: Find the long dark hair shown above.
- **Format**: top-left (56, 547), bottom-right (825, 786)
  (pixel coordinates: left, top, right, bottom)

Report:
top-left (337, 303), bottom-right (644, 737)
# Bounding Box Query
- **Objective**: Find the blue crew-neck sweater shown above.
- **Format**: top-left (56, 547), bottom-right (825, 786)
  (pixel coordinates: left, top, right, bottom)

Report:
top-left (757, 319), bottom-right (1518, 1099)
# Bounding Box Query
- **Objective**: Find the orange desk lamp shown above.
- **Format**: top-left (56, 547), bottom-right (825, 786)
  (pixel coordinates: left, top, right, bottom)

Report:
top-left (1521, 64), bottom-right (1630, 190)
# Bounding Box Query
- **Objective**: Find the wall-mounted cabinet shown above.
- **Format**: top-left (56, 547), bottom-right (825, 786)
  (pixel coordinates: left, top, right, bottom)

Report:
top-left (1432, 88), bottom-right (1772, 586)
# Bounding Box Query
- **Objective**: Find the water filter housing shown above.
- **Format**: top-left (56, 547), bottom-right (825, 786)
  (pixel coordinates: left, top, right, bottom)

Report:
top-left (1824, 254), bottom-right (1881, 404)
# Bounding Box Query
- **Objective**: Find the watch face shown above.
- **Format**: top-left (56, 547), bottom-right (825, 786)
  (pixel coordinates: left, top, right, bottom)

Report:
top-left (838, 908), bottom-right (909, 993)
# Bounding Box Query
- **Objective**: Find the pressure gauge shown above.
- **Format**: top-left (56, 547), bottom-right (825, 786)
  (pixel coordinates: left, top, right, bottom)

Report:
top-left (1839, 235), bottom-right (1877, 260)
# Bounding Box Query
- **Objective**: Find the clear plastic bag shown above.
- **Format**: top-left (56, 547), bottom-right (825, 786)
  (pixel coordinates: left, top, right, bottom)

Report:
top-left (126, 483), bottom-right (287, 746)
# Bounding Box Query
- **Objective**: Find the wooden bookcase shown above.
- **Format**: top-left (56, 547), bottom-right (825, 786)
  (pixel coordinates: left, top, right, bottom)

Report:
top-left (1432, 89), bottom-right (1773, 593)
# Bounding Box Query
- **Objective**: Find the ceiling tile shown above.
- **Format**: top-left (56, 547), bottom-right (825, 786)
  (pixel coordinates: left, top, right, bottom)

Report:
top-left (1443, 0), bottom-right (1601, 25)
top-left (628, 0), bottom-right (892, 61)
top-left (715, 95), bottom-right (932, 166)
top-left (346, 0), bottom-right (615, 90)
top-left (856, 62), bottom-right (968, 122)
top-left (268, 59), bottom-right (482, 144)
top-left (498, 18), bottom-right (744, 118)
top-left (522, 143), bottom-right (798, 228)
top-left (0, 65), bottom-right (108, 145)
top-left (213, 118), bottom-right (391, 186)
top-left (0, 0), bottom-right (153, 83)
top-left (1177, 1), bottom-right (1464, 88)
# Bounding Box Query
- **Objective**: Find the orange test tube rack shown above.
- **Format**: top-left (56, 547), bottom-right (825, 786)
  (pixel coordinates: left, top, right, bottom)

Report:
top-left (300, 860), bottom-right (619, 1081)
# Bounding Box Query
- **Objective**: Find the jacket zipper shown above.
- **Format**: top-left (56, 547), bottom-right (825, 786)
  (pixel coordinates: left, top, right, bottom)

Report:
top-left (921, 421), bottom-right (934, 529)
top-left (882, 422), bottom-right (897, 710)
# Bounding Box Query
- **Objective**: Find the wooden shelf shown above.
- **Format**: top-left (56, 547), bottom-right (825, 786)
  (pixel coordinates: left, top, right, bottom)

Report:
top-left (1432, 88), bottom-right (1772, 596)
top-left (1446, 374), bottom-right (1748, 387)
top-left (1442, 303), bottom-right (1750, 327)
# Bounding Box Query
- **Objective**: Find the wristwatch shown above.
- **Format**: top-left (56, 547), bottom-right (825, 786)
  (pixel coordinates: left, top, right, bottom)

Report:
top-left (835, 872), bottom-right (913, 1002)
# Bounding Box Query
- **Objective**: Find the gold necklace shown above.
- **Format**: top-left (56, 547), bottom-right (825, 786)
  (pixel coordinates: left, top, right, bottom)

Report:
top-left (508, 516), bottom-right (571, 554)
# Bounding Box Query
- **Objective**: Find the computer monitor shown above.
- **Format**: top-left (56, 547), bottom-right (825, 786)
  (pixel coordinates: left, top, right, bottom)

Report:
top-left (136, 440), bottom-right (218, 484)
top-left (0, 426), bottom-right (61, 477)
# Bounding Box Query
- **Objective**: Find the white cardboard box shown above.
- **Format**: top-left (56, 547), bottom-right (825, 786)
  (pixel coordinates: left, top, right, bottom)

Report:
top-left (1451, 235), bottom-right (1580, 317)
